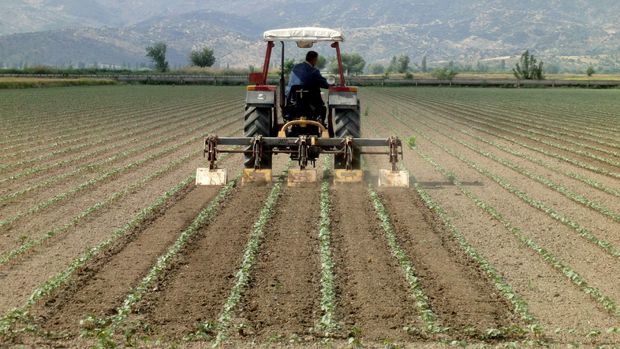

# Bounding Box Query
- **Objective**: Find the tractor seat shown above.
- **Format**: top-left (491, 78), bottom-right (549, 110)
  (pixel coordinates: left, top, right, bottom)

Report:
top-left (285, 85), bottom-right (325, 122)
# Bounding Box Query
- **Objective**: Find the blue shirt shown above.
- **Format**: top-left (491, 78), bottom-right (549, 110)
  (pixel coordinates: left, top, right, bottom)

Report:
top-left (286, 61), bottom-right (329, 97)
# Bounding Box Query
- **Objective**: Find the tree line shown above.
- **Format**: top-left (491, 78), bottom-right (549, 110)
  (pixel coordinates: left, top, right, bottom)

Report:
top-left (146, 42), bottom-right (600, 80)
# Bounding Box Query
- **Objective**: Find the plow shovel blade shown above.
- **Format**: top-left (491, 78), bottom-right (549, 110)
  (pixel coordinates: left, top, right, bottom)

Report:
top-left (287, 169), bottom-right (318, 187)
top-left (333, 169), bottom-right (364, 185)
top-left (242, 169), bottom-right (272, 185)
top-left (196, 168), bottom-right (228, 186)
top-left (378, 169), bottom-right (410, 188)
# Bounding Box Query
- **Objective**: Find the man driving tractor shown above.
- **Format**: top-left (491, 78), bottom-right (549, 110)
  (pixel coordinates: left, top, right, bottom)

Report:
top-left (285, 51), bottom-right (329, 124)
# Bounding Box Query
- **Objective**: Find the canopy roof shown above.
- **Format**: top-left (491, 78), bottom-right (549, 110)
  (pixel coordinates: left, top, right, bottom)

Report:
top-left (263, 27), bottom-right (344, 43)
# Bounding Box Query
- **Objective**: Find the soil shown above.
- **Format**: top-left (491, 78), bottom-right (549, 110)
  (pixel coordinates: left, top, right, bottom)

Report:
top-left (330, 184), bottom-right (422, 342)
top-left (379, 188), bottom-right (519, 335)
top-left (31, 184), bottom-right (224, 336)
top-left (234, 186), bottom-right (322, 340)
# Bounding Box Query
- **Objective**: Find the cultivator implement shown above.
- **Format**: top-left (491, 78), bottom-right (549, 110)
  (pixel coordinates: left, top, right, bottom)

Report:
top-left (196, 133), bottom-right (409, 187)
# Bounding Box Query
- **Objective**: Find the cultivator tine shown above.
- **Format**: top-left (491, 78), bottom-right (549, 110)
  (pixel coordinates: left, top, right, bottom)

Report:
top-left (333, 169), bottom-right (363, 184)
top-left (287, 169), bottom-right (318, 187)
top-left (242, 169), bottom-right (272, 185)
top-left (378, 169), bottom-right (410, 188)
top-left (196, 168), bottom-right (228, 186)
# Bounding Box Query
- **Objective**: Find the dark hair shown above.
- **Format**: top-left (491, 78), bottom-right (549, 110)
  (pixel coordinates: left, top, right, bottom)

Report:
top-left (306, 51), bottom-right (319, 62)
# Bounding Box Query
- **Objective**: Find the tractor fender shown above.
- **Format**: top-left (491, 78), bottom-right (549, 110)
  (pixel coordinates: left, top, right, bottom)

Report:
top-left (328, 90), bottom-right (358, 109)
top-left (246, 90), bottom-right (275, 106)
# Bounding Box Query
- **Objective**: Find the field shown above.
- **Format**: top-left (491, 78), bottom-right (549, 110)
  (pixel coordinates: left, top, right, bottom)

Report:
top-left (1, 85), bottom-right (619, 348)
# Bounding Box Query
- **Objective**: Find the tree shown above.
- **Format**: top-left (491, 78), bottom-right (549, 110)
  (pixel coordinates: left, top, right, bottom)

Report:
top-left (397, 55), bottom-right (410, 73)
top-left (316, 56), bottom-right (327, 70)
top-left (431, 67), bottom-right (458, 81)
top-left (586, 66), bottom-right (595, 77)
top-left (283, 59), bottom-right (295, 76)
top-left (368, 63), bottom-right (385, 75)
top-left (387, 56), bottom-right (398, 73)
top-left (146, 42), bottom-right (169, 72)
top-left (190, 47), bottom-right (215, 68)
top-left (513, 50), bottom-right (544, 80)
top-left (330, 53), bottom-right (366, 75)
top-left (421, 55), bottom-right (427, 73)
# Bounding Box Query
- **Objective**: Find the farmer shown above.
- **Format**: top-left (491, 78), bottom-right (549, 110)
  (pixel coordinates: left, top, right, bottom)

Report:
top-left (285, 51), bottom-right (329, 123)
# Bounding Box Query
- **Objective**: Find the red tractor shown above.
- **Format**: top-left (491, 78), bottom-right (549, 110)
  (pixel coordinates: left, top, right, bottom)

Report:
top-left (197, 27), bottom-right (408, 187)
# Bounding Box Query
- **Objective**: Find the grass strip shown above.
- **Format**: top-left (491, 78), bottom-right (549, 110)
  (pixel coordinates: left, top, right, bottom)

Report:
top-left (317, 157), bottom-right (337, 334)
top-left (212, 164), bottom-right (289, 346)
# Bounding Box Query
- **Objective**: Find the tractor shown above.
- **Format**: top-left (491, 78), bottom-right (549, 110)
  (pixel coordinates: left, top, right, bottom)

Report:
top-left (196, 27), bottom-right (409, 187)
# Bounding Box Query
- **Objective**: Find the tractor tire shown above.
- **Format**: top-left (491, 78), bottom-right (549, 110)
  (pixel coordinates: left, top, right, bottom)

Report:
top-left (334, 108), bottom-right (361, 170)
top-left (243, 106), bottom-right (273, 169)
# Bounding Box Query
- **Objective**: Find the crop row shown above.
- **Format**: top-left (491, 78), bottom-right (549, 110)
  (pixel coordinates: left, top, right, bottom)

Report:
top-left (1, 99), bottom-right (239, 173)
top-left (397, 91), bottom-right (620, 145)
top-left (0, 109), bottom-right (232, 204)
top-left (367, 185), bottom-right (442, 334)
top-left (419, 95), bottom-right (620, 151)
top-left (368, 92), bottom-right (620, 201)
top-left (317, 158), bottom-right (337, 334)
top-left (0, 98), bottom-right (178, 147)
top-left (388, 109), bottom-right (620, 261)
top-left (400, 89), bottom-right (620, 134)
top-left (412, 116), bottom-right (620, 222)
top-left (366, 104), bottom-right (619, 338)
top-left (0, 116), bottom-right (240, 233)
top-left (363, 111), bottom-right (540, 338)
top-left (0, 170), bottom-right (201, 339)
top-left (87, 175), bottom-right (241, 347)
top-left (407, 106), bottom-right (620, 199)
top-left (1, 89), bottom-right (240, 151)
top-left (428, 99), bottom-right (620, 164)
top-left (386, 93), bottom-right (620, 180)
top-left (0, 145), bottom-right (233, 266)
top-left (0, 102), bottom-right (239, 186)
top-left (1, 87), bottom-right (237, 140)
top-left (0, 98), bottom-right (231, 161)
top-left (391, 94), bottom-right (620, 170)
top-left (409, 143), bottom-right (620, 326)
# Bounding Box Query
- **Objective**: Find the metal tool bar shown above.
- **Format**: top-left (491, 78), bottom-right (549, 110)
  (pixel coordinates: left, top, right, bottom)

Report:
top-left (215, 137), bottom-right (395, 147)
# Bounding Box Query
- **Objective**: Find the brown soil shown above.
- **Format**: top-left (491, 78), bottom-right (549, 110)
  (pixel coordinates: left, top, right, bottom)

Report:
top-left (234, 186), bottom-right (321, 340)
top-left (362, 91), bottom-right (620, 344)
top-left (132, 185), bottom-right (273, 339)
top-left (30, 184), bottom-right (223, 336)
top-left (330, 184), bottom-right (422, 342)
top-left (379, 188), bottom-right (519, 335)
top-left (0, 151), bottom-right (242, 314)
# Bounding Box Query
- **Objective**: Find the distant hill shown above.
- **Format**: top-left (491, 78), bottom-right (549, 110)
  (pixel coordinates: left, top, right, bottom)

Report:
top-left (1, 0), bottom-right (619, 71)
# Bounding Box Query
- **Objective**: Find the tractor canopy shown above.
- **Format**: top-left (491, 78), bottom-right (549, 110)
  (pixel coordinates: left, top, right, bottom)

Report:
top-left (263, 27), bottom-right (344, 48)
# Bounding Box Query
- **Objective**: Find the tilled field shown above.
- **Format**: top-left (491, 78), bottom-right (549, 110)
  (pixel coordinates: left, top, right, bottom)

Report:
top-left (1, 86), bottom-right (619, 348)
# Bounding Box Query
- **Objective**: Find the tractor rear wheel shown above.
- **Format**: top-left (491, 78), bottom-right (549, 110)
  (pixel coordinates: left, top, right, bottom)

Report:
top-left (243, 106), bottom-right (273, 169)
top-left (334, 108), bottom-right (361, 169)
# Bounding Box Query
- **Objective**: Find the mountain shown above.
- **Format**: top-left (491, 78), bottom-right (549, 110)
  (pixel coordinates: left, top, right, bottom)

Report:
top-left (1, 1), bottom-right (619, 70)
